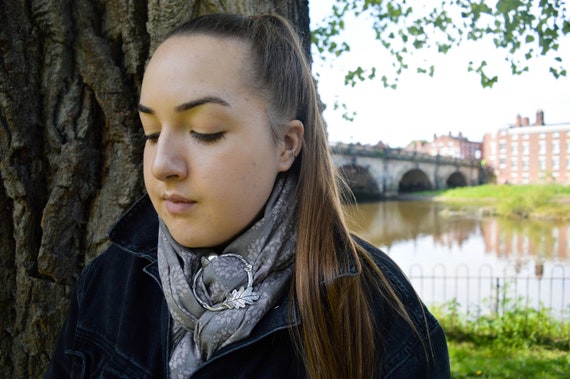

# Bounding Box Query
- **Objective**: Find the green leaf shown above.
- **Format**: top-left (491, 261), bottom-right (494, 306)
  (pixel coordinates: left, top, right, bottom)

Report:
top-left (496, 0), bottom-right (523, 14)
top-left (438, 43), bottom-right (452, 53)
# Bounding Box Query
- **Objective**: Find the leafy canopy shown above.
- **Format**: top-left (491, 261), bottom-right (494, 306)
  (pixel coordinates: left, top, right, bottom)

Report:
top-left (312, 0), bottom-right (569, 89)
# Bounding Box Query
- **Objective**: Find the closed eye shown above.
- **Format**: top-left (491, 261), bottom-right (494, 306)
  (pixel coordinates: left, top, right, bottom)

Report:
top-left (191, 131), bottom-right (225, 143)
top-left (144, 132), bottom-right (160, 144)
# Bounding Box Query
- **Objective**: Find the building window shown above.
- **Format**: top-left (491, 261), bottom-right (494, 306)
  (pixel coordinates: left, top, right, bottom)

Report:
top-left (499, 142), bottom-right (506, 153)
top-left (523, 134), bottom-right (529, 140)
top-left (553, 158), bottom-right (560, 171)
top-left (522, 142), bottom-right (529, 155)
top-left (499, 158), bottom-right (506, 168)
top-left (553, 140), bottom-right (560, 155)
top-left (511, 143), bottom-right (518, 155)
top-left (553, 132), bottom-right (560, 138)
top-left (567, 140), bottom-right (570, 153)
top-left (539, 141), bottom-right (546, 155)
top-left (539, 157), bottom-right (546, 170)
top-left (522, 158), bottom-right (529, 170)
top-left (540, 133), bottom-right (546, 139)
top-left (512, 135), bottom-right (519, 140)
top-left (567, 158), bottom-right (570, 169)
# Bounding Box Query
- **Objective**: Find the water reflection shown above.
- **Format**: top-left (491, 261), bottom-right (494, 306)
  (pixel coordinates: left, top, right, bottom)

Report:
top-left (344, 200), bottom-right (570, 273)
top-left (484, 218), bottom-right (568, 259)
top-left (344, 201), bottom-right (479, 248)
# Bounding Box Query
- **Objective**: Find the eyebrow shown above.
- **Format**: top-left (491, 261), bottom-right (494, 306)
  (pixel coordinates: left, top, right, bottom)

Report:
top-left (137, 96), bottom-right (230, 114)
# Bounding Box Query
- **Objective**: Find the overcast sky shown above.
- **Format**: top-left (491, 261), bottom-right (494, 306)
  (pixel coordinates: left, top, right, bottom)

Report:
top-left (310, 2), bottom-right (570, 148)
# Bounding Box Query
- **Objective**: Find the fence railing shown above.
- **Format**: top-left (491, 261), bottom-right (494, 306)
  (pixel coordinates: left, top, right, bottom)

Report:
top-left (406, 263), bottom-right (569, 328)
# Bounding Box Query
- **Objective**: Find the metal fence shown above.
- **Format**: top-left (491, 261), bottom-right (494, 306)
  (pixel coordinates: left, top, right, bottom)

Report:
top-left (406, 263), bottom-right (569, 336)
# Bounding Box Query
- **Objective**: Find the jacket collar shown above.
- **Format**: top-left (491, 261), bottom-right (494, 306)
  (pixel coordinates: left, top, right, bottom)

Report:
top-left (107, 194), bottom-right (159, 261)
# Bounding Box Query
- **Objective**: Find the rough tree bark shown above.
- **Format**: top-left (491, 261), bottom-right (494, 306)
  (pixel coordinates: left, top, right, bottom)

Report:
top-left (0, 0), bottom-right (310, 377)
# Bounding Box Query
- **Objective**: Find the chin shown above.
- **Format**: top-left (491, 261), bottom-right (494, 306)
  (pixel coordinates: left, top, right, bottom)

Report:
top-left (170, 232), bottom-right (216, 250)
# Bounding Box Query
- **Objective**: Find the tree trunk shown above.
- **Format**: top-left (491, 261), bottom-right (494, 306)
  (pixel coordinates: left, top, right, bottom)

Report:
top-left (0, 0), bottom-right (310, 377)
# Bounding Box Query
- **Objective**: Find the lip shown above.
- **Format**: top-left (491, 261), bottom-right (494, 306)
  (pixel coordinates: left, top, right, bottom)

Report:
top-left (163, 193), bottom-right (196, 214)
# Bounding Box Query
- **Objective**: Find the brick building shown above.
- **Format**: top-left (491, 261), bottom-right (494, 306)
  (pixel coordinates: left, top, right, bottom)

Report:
top-left (405, 132), bottom-right (481, 160)
top-left (482, 110), bottom-right (570, 184)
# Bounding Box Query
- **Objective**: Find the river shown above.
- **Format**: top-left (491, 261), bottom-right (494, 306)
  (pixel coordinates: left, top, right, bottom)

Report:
top-left (344, 200), bottom-right (570, 318)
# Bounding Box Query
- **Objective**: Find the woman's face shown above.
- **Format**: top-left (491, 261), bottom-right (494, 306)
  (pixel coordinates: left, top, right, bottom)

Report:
top-left (139, 35), bottom-right (298, 248)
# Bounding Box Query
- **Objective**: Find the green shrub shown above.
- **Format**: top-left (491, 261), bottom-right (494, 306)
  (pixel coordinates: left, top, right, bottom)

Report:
top-left (433, 297), bottom-right (570, 350)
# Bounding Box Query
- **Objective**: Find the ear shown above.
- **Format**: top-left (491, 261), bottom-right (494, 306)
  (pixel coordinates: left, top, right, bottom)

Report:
top-left (278, 119), bottom-right (304, 172)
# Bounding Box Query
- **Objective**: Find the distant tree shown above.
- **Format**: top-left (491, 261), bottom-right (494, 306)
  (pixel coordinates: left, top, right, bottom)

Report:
top-left (313, 0), bottom-right (569, 88)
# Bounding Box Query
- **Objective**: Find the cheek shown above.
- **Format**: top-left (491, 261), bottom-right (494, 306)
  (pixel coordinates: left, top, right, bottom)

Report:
top-left (240, 158), bottom-right (279, 201)
top-left (142, 147), bottom-right (155, 189)
top-left (212, 155), bottom-right (276, 205)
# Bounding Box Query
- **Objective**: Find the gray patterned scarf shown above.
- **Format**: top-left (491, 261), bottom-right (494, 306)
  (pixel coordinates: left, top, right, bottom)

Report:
top-left (157, 175), bottom-right (298, 378)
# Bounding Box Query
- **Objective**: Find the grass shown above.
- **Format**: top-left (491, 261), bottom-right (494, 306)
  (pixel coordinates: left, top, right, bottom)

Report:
top-left (425, 184), bottom-right (570, 221)
top-left (433, 299), bottom-right (570, 378)
top-left (448, 341), bottom-right (569, 378)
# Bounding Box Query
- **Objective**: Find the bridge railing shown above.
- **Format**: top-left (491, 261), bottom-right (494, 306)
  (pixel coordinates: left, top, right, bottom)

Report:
top-left (330, 144), bottom-right (480, 167)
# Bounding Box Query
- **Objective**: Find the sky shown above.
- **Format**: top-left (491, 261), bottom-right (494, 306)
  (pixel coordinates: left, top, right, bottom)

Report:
top-left (309, 2), bottom-right (570, 148)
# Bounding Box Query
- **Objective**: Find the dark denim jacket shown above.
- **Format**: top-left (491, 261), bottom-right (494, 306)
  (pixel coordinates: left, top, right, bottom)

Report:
top-left (46, 195), bottom-right (451, 378)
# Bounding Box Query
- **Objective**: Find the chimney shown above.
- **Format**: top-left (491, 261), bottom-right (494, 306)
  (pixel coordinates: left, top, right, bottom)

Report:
top-left (522, 117), bottom-right (529, 126)
top-left (516, 114), bottom-right (522, 127)
top-left (535, 109), bottom-right (544, 126)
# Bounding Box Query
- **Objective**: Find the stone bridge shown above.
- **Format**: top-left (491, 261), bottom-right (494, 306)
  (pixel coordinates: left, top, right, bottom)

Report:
top-left (330, 145), bottom-right (481, 199)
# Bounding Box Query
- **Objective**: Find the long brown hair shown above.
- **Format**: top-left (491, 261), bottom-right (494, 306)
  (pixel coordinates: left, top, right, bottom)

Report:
top-left (165, 13), bottom-right (419, 379)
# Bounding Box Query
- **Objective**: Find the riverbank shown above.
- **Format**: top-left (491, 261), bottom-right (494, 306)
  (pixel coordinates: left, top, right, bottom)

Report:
top-left (413, 184), bottom-right (570, 222)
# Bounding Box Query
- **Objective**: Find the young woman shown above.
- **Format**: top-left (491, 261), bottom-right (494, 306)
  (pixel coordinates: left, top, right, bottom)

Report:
top-left (46, 13), bottom-right (450, 379)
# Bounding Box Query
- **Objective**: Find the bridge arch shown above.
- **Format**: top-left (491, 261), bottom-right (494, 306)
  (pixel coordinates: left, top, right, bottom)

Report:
top-left (338, 164), bottom-right (381, 200)
top-left (446, 171), bottom-right (467, 188)
top-left (398, 169), bottom-right (433, 193)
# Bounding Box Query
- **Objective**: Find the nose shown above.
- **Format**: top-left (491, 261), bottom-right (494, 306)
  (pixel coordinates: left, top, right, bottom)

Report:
top-left (150, 130), bottom-right (188, 181)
